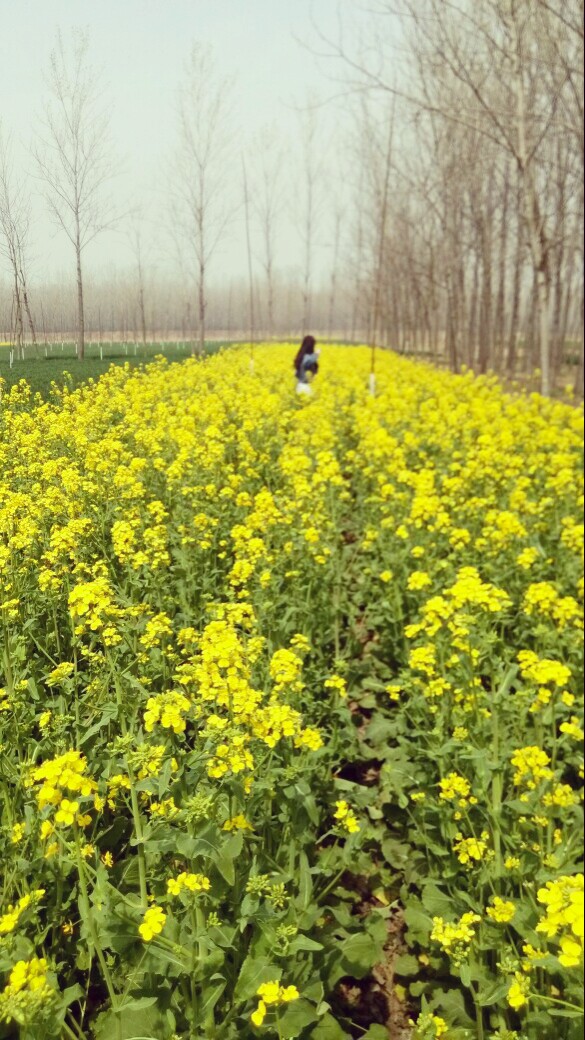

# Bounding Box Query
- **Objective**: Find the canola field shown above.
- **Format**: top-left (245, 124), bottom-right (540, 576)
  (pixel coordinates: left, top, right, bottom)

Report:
top-left (0, 345), bottom-right (583, 1040)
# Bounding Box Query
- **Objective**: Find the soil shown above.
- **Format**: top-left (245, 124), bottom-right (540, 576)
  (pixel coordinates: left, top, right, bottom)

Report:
top-left (332, 908), bottom-right (414, 1039)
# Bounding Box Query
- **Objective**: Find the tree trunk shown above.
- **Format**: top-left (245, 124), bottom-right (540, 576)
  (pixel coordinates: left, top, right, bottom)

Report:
top-left (12, 278), bottom-right (24, 358)
top-left (536, 268), bottom-right (551, 396)
top-left (494, 166), bottom-right (509, 371)
top-left (266, 262), bottom-right (274, 339)
top-left (468, 252), bottom-right (479, 368)
top-left (75, 236), bottom-right (85, 361)
top-left (507, 219), bottom-right (522, 376)
top-left (198, 263), bottom-right (206, 357)
top-left (139, 285), bottom-right (147, 344)
top-left (574, 291), bottom-right (584, 397)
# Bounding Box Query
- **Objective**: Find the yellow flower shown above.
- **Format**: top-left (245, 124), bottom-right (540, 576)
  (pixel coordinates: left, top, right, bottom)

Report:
top-left (407, 571), bottom-right (432, 591)
top-left (143, 690), bottom-right (191, 734)
top-left (439, 773), bottom-right (471, 804)
top-left (430, 912), bottom-right (480, 966)
top-left (536, 874), bottom-right (584, 962)
top-left (414, 1013), bottom-right (449, 1038)
top-left (324, 674), bottom-right (347, 697)
top-left (251, 980), bottom-right (299, 1025)
top-left (54, 799), bottom-right (80, 826)
top-left (507, 971), bottom-right (530, 1009)
top-left (10, 822), bottom-right (25, 845)
top-left (138, 905), bottom-right (166, 942)
top-left (251, 999), bottom-right (267, 1027)
top-left (560, 717), bottom-right (584, 741)
top-left (559, 936), bottom-right (583, 968)
top-left (167, 872), bottom-right (211, 897)
top-left (453, 832), bottom-right (490, 866)
top-left (511, 746), bottom-right (554, 789)
top-left (333, 800), bottom-right (360, 834)
top-left (223, 814), bottom-right (254, 832)
top-left (486, 898), bottom-right (516, 923)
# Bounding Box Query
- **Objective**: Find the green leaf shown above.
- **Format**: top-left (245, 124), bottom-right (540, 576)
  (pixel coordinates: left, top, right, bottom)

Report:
top-left (403, 903), bottom-right (432, 943)
top-left (394, 954), bottom-right (419, 977)
top-left (549, 1008), bottom-right (584, 1019)
top-left (118, 997), bottom-right (158, 1012)
top-left (477, 978), bottom-right (510, 1006)
top-left (216, 831), bottom-right (244, 886)
top-left (459, 964), bottom-right (472, 988)
top-left (428, 987), bottom-right (475, 1027)
top-left (234, 955), bottom-right (279, 1001)
top-left (311, 1013), bottom-right (350, 1040)
top-left (79, 704), bottom-right (118, 745)
top-left (200, 977), bottom-right (227, 1018)
top-left (421, 884), bottom-right (456, 917)
top-left (61, 983), bottom-right (84, 1008)
top-left (175, 833), bottom-right (198, 858)
top-left (93, 1000), bottom-right (173, 1040)
top-left (340, 932), bottom-right (383, 978)
top-left (288, 936), bottom-right (324, 955)
top-left (362, 1027), bottom-right (388, 1040)
top-left (297, 852), bottom-right (313, 910)
top-left (366, 914), bottom-right (389, 946)
top-left (279, 999), bottom-right (319, 1038)
top-left (381, 838), bottom-right (411, 869)
top-left (365, 717), bottom-right (396, 745)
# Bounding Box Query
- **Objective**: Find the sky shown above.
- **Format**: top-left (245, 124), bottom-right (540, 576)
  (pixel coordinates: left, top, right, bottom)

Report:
top-left (0, 0), bottom-right (374, 288)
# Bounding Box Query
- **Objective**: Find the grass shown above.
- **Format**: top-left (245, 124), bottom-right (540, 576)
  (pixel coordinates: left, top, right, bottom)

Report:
top-left (0, 341), bottom-right (231, 397)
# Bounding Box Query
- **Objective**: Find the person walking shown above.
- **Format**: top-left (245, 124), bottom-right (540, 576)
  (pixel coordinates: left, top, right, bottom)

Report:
top-left (293, 335), bottom-right (320, 394)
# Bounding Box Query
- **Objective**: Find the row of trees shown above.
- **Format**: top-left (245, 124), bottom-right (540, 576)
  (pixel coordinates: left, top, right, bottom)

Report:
top-left (1, 6), bottom-right (583, 394)
top-left (328, 0), bottom-right (584, 394)
top-left (0, 274), bottom-right (356, 348)
top-left (1, 31), bottom-right (350, 361)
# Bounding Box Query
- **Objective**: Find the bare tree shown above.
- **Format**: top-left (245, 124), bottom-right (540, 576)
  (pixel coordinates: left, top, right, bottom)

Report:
top-left (242, 155), bottom-right (256, 365)
top-left (173, 44), bottom-right (235, 356)
top-left (251, 125), bottom-right (285, 339)
top-left (313, 0), bottom-right (583, 395)
top-left (327, 203), bottom-right (343, 339)
top-left (369, 98), bottom-right (395, 393)
top-left (129, 217), bottom-right (148, 345)
top-left (297, 102), bottom-right (324, 334)
top-left (0, 129), bottom-right (37, 357)
top-left (35, 29), bottom-right (117, 360)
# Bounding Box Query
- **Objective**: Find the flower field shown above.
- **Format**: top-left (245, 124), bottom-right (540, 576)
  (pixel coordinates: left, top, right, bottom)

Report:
top-left (0, 345), bottom-right (582, 1040)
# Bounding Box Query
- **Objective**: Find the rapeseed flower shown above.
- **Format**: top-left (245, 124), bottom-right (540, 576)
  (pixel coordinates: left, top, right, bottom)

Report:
top-left (333, 800), bottom-right (360, 834)
top-left (251, 980), bottom-right (299, 1026)
top-left (138, 905), bottom-right (166, 942)
top-left (487, 898), bottom-right (516, 923)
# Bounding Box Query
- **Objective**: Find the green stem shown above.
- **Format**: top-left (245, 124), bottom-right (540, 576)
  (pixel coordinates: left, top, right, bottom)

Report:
top-left (74, 832), bottom-right (119, 1023)
top-left (472, 989), bottom-right (485, 1040)
top-left (110, 661), bottom-right (148, 908)
top-left (61, 1022), bottom-right (82, 1040)
top-left (315, 865), bottom-right (346, 903)
top-left (533, 993), bottom-right (584, 1013)
top-left (491, 711), bottom-right (503, 882)
top-left (127, 771), bottom-right (148, 908)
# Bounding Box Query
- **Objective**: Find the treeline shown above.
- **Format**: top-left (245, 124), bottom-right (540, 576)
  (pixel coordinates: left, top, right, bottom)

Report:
top-left (0, 3), bottom-right (583, 394)
top-left (0, 276), bottom-right (355, 348)
top-left (337, 0), bottom-right (584, 394)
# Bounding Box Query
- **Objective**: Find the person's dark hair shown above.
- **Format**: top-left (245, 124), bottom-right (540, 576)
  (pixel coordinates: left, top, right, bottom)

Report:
top-left (293, 335), bottom-right (316, 373)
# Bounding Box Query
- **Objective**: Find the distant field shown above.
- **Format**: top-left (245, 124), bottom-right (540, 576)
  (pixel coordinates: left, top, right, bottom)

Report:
top-left (0, 341), bottom-right (230, 396)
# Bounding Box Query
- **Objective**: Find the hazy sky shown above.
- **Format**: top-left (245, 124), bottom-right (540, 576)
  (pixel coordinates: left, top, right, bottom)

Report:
top-left (1, 0), bottom-right (369, 288)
